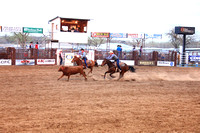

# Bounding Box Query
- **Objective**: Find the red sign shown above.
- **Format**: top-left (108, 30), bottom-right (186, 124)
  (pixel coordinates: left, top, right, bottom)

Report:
top-left (128, 34), bottom-right (138, 38)
top-left (91, 32), bottom-right (110, 38)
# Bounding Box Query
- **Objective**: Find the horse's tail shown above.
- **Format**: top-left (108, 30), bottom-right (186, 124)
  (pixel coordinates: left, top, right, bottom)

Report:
top-left (128, 66), bottom-right (136, 72)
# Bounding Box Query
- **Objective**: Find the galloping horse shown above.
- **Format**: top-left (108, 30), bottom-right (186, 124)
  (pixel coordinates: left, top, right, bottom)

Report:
top-left (101, 59), bottom-right (135, 80)
top-left (71, 55), bottom-right (96, 75)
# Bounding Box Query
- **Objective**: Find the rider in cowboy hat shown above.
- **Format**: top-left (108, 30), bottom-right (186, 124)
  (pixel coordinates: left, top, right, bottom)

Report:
top-left (80, 48), bottom-right (88, 68)
top-left (106, 51), bottom-right (121, 71)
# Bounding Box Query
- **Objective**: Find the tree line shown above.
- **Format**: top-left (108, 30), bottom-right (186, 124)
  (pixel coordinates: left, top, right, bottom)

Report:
top-left (0, 29), bottom-right (200, 49)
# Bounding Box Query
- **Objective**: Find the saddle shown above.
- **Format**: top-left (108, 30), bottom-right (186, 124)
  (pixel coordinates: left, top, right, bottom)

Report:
top-left (114, 62), bottom-right (126, 67)
top-left (82, 60), bottom-right (92, 66)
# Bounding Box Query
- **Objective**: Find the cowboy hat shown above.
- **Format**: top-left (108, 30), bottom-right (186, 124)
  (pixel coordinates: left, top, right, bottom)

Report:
top-left (109, 51), bottom-right (113, 53)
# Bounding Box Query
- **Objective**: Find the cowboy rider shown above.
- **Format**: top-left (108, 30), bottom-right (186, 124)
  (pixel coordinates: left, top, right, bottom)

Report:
top-left (106, 51), bottom-right (121, 71)
top-left (80, 48), bottom-right (88, 68)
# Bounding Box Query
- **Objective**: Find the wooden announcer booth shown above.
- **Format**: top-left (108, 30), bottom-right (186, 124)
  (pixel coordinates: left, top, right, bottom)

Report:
top-left (48, 16), bottom-right (90, 43)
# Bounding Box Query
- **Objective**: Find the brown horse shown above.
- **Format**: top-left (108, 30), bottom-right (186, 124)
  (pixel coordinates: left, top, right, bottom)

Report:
top-left (71, 55), bottom-right (97, 75)
top-left (101, 59), bottom-right (135, 80)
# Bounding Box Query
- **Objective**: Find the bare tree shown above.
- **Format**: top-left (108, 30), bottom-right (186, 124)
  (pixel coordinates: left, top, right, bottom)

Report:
top-left (88, 37), bottom-right (106, 47)
top-left (167, 29), bottom-right (196, 48)
top-left (13, 32), bottom-right (30, 49)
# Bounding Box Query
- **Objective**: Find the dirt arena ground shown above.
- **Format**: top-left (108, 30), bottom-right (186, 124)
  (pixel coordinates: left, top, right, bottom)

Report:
top-left (0, 65), bottom-right (200, 133)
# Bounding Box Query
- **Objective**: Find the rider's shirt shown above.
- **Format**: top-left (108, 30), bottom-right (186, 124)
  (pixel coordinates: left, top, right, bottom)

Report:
top-left (106, 54), bottom-right (119, 61)
top-left (80, 51), bottom-right (87, 59)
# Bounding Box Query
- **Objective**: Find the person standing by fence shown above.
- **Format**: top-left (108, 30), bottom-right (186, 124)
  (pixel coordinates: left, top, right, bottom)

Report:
top-left (59, 50), bottom-right (63, 65)
top-left (139, 46), bottom-right (143, 57)
top-left (29, 42), bottom-right (33, 49)
top-left (117, 45), bottom-right (122, 59)
top-left (35, 42), bottom-right (39, 57)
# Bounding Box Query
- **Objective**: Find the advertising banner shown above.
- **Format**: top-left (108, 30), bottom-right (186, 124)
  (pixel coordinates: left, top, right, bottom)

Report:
top-left (0, 59), bottom-right (12, 65)
top-left (2, 26), bottom-right (22, 32)
top-left (127, 33), bottom-right (138, 38)
top-left (16, 59), bottom-right (35, 65)
top-left (110, 33), bottom-right (127, 38)
top-left (23, 27), bottom-right (43, 33)
top-left (145, 34), bottom-right (162, 39)
top-left (37, 59), bottom-right (55, 65)
top-left (138, 61), bottom-right (155, 66)
top-left (120, 60), bottom-right (135, 66)
top-left (64, 53), bottom-right (74, 66)
top-left (157, 61), bottom-right (174, 66)
top-left (91, 32), bottom-right (109, 38)
top-left (189, 55), bottom-right (200, 62)
top-left (175, 27), bottom-right (195, 35)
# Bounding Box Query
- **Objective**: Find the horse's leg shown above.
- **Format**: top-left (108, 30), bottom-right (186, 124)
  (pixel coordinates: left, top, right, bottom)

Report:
top-left (118, 71), bottom-right (125, 81)
top-left (87, 67), bottom-right (93, 75)
top-left (67, 75), bottom-right (70, 81)
top-left (80, 71), bottom-right (87, 81)
top-left (110, 71), bottom-right (116, 78)
top-left (104, 71), bottom-right (110, 79)
top-left (58, 74), bottom-right (64, 80)
top-left (109, 67), bottom-right (116, 78)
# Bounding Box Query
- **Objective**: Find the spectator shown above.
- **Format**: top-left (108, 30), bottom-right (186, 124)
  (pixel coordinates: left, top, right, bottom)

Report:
top-left (133, 45), bottom-right (136, 51)
top-left (139, 46), bottom-right (143, 57)
top-left (74, 27), bottom-right (79, 32)
top-left (35, 42), bottom-right (39, 49)
top-left (59, 50), bottom-right (63, 65)
top-left (29, 42), bottom-right (33, 49)
top-left (35, 42), bottom-right (39, 57)
top-left (117, 45), bottom-right (122, 59)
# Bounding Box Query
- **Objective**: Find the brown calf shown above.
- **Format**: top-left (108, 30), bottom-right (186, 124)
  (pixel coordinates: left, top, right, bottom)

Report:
top-left (58, 66), bottom-right (87, 81)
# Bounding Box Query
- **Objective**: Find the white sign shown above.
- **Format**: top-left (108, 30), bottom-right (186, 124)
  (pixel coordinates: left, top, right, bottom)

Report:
top-left (0, 59), bottom-right (12, 65)
top-left (157, 61), bottom-right (174, 66)
top-left (65, 53), bottom-right (74, 66)
top-left (121, 60), bottom-right (135, 66)
top-left (16, 59), bottom-right (35, 65)
top-left (87, 50), bottom-right (95, 61)
top-left (37, 59), bottom-right (55, 65)
top-left (2, 26), bottom-right (22, 32)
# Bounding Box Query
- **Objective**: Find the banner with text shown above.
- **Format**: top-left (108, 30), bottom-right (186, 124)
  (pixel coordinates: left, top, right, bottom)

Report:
top-left (145, 34), bottom-right (162, 39)
top-left (0, 59), bottom-right (12, 65)
top-left (23, 27), bottom-right (43, 33)
top-left (2, 26), bottom-right (22, 32)
top-left (91, 32), bottom-right (110, 38)
top-left (110, 33), bottom-right (127, 38)
top-left (65, 53), bottom-right (74, 66)
top-left (16, 59), bottom-right (35, 65)
top-left (138, 61), bottom-right (155, 66)
top-left (37, 59), bottom-right (55, 65)
top-left (157, 61), bottom-right (174, 66)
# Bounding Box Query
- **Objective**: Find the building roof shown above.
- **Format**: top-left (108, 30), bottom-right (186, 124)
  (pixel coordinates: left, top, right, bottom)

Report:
top-left (48, 16), bottom-right (90, 23)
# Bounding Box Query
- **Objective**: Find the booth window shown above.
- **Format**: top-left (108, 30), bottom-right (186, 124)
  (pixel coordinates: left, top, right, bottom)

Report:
top-left (61, 19), bottom-right (88, 33)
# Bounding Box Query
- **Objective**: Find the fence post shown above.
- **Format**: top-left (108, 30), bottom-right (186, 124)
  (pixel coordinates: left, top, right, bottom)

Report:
top-left (153, 51), bottom-right (158, 66)
top-left (173, 51), bottom-right (177, 66)
top-left (11, 48), bottom-right (16, 65)
top-left (51, 49), bottom-right (57, 65)
top-left (132, 51), bottom-right (138, 65)
top-left (34, 49), bottom-right (38, 65)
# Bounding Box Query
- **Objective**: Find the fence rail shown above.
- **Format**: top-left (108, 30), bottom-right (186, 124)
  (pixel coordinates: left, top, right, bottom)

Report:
top-left (0, 47), bottom-right (177, 66)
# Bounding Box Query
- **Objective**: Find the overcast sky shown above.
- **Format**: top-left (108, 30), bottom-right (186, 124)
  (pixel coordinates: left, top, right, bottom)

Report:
top-left (1, 0), bottom-right (200, 41)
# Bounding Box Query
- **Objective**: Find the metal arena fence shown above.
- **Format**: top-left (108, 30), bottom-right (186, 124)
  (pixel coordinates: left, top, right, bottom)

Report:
top-left (0, 47), bottom-right (177, 66)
